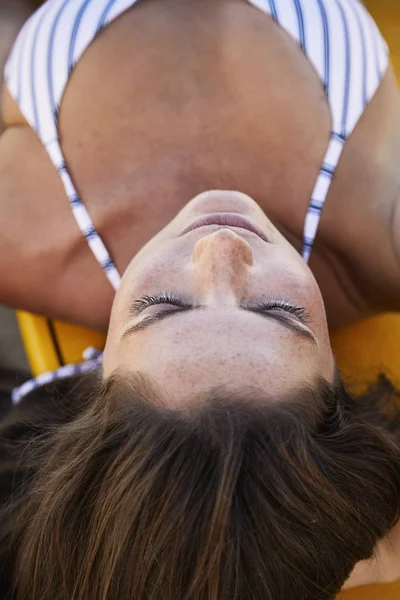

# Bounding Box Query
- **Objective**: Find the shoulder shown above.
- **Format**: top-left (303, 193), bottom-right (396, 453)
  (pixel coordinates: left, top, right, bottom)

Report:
top-left (314, 65), bottom-right (400, 322)
top-left (0, 81), bottom-right (114, 329)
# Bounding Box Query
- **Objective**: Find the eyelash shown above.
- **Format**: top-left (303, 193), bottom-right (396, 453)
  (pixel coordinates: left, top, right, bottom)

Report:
top-left (130, 292), bottom-right (190, 314)
top-left (256, 299), bottom-right (311, 323)
top-left (130, 292), bottom-right (311, 324)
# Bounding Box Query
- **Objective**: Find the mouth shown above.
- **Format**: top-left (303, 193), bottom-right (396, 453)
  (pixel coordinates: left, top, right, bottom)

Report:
top-left (179, 213), bottom-right (269, 242)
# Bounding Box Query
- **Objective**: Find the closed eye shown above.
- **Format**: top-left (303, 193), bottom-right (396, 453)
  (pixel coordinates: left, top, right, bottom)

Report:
top-left (124, 292), bottom-right (316, 343)
top-left (130, 292), bottom-right (311, 323)
top-left (129, 292), bottom-right (191, 315)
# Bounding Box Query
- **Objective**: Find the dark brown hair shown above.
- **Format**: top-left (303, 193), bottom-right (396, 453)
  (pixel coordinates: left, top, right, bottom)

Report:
top-left (1, 370), bottom-right (400, 600)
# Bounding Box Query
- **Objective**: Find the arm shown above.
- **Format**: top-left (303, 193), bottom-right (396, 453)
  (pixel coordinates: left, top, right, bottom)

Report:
top-left (0, 0), bottom-right (114, 330)
top-left (324, 65), bottom-right (400, 320)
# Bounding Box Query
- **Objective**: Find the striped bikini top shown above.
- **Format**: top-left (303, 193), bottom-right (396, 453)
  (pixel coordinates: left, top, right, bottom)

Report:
top-left (6, 0), bottom-right (388, 403)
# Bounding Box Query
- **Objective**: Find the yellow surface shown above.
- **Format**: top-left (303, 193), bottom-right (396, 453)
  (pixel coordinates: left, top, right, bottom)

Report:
top-left (332, 314), bottom-right (400, 389)
top-left (16, 312), bottom-right (60, 374)
top-left (17, 311), bottom-right (106, 374)
top-left (51, 320), bottom-right (106, 365)
top-left (339, 580), bottom-right (400, 600)
top-left (365, 0), bottom-right (400, 76)
top-left (15, 0), bottom-right (400, 597)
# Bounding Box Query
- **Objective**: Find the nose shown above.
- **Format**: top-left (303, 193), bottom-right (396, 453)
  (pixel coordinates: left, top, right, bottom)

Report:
top-left (191, 228), bottom-right (254, 300)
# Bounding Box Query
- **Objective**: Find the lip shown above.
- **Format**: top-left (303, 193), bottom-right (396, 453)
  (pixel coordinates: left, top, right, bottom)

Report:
top-left (179, 213), bottom-right (269, 242)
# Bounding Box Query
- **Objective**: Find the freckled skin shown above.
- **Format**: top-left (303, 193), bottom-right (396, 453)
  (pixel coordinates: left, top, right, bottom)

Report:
top-left (2, 0), bottom-right (400, 331)
top-left (192, 232), bottom-right (253, 299)
top-left (1, 0), bottom-right (400, 589)
top-left (103, 191), bottom-right (335, 404)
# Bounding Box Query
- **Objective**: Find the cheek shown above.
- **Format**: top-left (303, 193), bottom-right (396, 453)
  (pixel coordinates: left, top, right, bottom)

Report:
top-left (120, 259), bottom-right (165, 295)
top-left (252, 257), bottom-right (314, 298)
top-left (123, 253), bottom-right (193, 298)
top-left (272, 253), bottom-right (324, 308)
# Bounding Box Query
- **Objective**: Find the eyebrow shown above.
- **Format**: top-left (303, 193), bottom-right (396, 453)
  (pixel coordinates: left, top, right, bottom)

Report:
top-left (122, 306), bottom-right (317, 344)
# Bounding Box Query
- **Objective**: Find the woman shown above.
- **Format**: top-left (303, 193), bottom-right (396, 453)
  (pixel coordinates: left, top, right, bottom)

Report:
top-left (1, 0), bottom-right (400, 598)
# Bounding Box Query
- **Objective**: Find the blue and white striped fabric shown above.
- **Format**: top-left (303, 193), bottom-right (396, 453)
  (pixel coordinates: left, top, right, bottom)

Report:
top-left (11, 347), bottom-right (103, 405)
top-left (4, 0), bottom-right (389, 403)
top-left (4, 0), bottom-right (142, 293)
top-left (247, 0), bottom-right (388, 260)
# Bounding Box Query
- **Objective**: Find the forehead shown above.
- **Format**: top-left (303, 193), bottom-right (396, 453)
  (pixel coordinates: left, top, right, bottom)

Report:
top-left (115, 309), bottom-right (320, 397)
